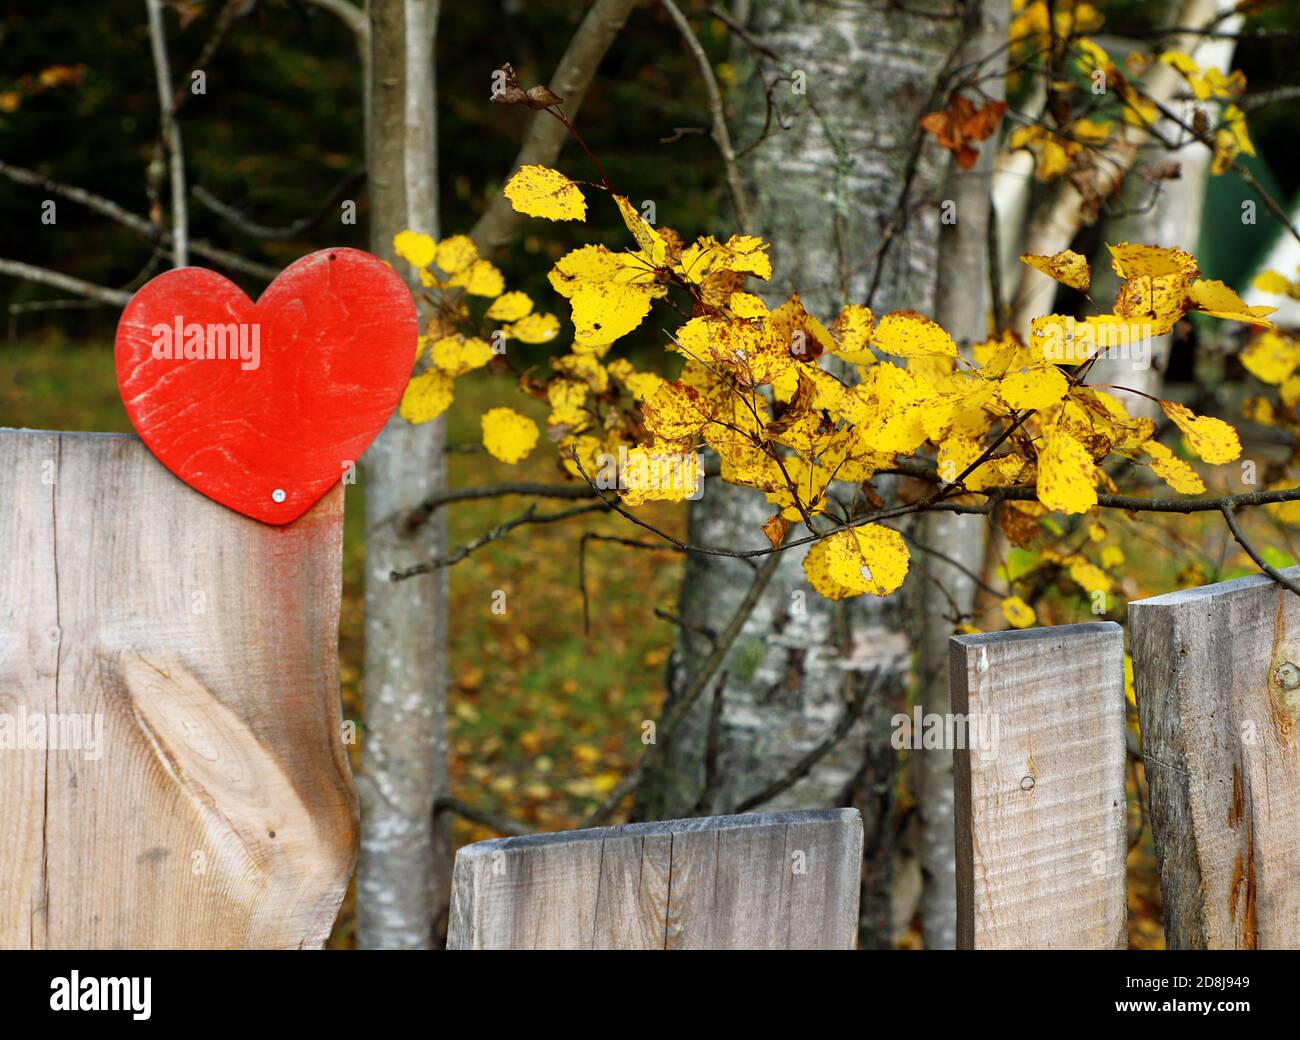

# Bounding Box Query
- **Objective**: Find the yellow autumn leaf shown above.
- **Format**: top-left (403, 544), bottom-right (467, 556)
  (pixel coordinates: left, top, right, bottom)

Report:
top-left (1020, 249), bottom-right (1091, 291)
top-left (729, 291), bottom-right (769, 318)
top-left (803, 524), bottom-right (910, 600)
top-left (482, 407), bottom-right (540, 464)
top-left (505, 312), bottom-right (560, 344)
top-left (1240, 331), bottom-right (1299, 385)
top-left (400, 369), bottom-right (454, 424)
top-left (621, 447), bottom-right (703, 505)
top-left (1001, 596), bottom-right (1036, 629)
top-left (1144, 441), bottom-right (1205, 495)
top-left (999, 366), bottom-right (1069, 412)
top-left (435, 234), bottom-right (478, 275)
top-left (1068, 557), bottom-right (1112, 595)
top-left (547, 379), bottom-right (588, 429)
top-left (485, 291), bottom-right (533, 322)
top-left (548, 244), bottom-right (657, 344)
top-left (393, 230), bottom-right (436, 268)
top-left (872, 311), bottom-right (958, 358)
top-left (430, 335), bottom-right (495, 376)
top-left (1188, 279), bottom-right (1275, 326)
top-left (1265, 480), bottom-right (1300, 525)
top-left (503, 164), bottom-right (587, 221)
top-left (449, 258), bottom-right (505, 298)
top-left (1159, 400), bottom-right (1241, 465)
top-left (1252, 270), bottom-right (1291, 296)
top-left (831, 304), bottom-right (876, 363)
top-left (1036, 428), bottom-right (1097, 514)
top-left (614, 194), bottom-right (667, 264)
top-left (1101, 545), bottom-right (1125, 569)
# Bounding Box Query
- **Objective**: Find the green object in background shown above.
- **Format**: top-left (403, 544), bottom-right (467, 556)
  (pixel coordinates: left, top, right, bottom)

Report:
top-left (1198, 150), bottom-right (1295, 285)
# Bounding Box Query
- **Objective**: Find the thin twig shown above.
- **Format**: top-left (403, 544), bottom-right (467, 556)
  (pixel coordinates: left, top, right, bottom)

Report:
top-left (390, 501), bottom-right (609, 580)
top-left (1220, 502), bottom-right (1300, 598)
top-left (585, 545), bottom-right (785, 825)
top-left (146, 0), bottom-right (188, 266)
top-left (434, 796), bottom-right (533, 837)
top-left (659, 0), bottom-right (753, 233)
top-left (732, 667), bottom-right (885, 813)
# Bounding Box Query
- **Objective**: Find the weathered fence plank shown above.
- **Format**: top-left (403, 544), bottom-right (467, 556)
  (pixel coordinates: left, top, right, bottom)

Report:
top-left (0, 430), bottom-right (358, 949)
top-left (447, 808), bottom-right (863, 949)
top-left (1130, 569), bottom-right (1300, 949)
top-left (950, 623), bottom-right (1127, 949)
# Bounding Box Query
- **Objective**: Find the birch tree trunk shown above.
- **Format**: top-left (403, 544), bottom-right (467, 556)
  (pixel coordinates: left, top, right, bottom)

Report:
top-left (635, 0), bottom-right (957, 948)
top-left (1086, 1), bottom-right (1241, 417)
top-left (917, 0), bottom-right (1010, 950)
top-left (357, 0), bottom-right (451, 950)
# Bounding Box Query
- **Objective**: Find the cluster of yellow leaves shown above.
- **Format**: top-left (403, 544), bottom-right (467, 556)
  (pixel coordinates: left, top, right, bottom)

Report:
top-left (443, 159), bottom-right (1268, 617)
top-left (1234, 271), bottom-right (1300, 524)
top-left (1159, 50), bottom-right (1254, 174)
top-left (393, 229), bottom-right (566, 463)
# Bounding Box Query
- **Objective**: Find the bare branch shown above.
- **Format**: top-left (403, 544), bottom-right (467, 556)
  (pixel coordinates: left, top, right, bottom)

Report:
top-left (0, 160), bottom-right (278, 280)
top-left (146, 0), bottom-right (189, 266)
top-left (390, 501), bottom-right (609, 580)
top-left (434, 796), bottom-right (533, 837)
top-left (299, 0), bottom-right (370, 42)
top-left (1220, 502), bottom-right (1300, 599)
top-left (0, 258), bottom-right (132, 307)
top-left (471, 0), bottom-right (640, 254)
top-left (659, 0), bottom-right (752, 233)
top-left (585, 545), bottom-right (785, 825)
top-left (404, 479), bottom-right (599, 532)
top-left (192, 169), bottom-right (365, 241)
top-left (732, 667), bottom-right (885, 813)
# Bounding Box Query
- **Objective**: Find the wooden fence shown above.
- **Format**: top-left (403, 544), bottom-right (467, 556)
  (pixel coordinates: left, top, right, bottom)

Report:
top-left (3, 428), bottom-right (1297, 949)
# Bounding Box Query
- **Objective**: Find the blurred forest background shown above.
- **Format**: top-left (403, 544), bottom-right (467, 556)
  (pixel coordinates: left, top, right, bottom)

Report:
top-left (5, 0), bottom-right (1300, 950)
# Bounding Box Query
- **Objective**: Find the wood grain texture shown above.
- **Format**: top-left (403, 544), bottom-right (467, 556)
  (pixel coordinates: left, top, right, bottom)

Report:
top-left (951, 623), bottom-right (1127, 949)
top-left (115, 248), bottom-right (417, 525)
top-left (447, 809), bottom-right (863, 950)
top-left (1130, 568), bottom-right (1300, 949)
top-left (0, 430), bottom-right (357, 948)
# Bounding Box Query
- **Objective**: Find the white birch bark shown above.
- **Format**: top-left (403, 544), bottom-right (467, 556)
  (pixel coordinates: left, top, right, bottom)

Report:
top-left (357, 0), bottom-right (451, 950)
top-left (636, 0), bottom-right (958, 947)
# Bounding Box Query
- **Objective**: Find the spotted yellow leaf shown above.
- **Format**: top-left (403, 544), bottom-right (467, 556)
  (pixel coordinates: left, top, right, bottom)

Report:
top-left (400, 369), bottom-right (454, 424)
top-left (1144, 441), bottom-right (1205, 495)
top-left (1001, 596), bottom-right (1036, 628)
top-left (435, 234), bottom-right (478, 275)
top-left (873, 311), bottom-right (958, 358)
top-left (1036, 428), bottom-right (1097, 514)
top-left (999, 366), bottom-right (1069, 412)
top-left (1159, 400), bottom-right (1241, 464)
top-left (1020, 249), bottom-right (1091, 291)
top-left (505, 312), bottom-right (560, 344)
top-left (803, 524), bottom-right (910, 600)
top-left (482, 407), bottom-right (540, 464)
top-left (1189, 279), bottom-right (1275, 326)
top-left (503, 164), bottom-right (587, 222)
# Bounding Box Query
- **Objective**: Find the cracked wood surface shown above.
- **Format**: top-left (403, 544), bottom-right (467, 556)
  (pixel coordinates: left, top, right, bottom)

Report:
top-left (447, 809), bottom-right (862, 949)
top-left (951, 624), bottom-right (1127, 949)
top-left (0, 430), bottom-right (357, 948)
top-left (1130, 568), bottom-right (1300, 949)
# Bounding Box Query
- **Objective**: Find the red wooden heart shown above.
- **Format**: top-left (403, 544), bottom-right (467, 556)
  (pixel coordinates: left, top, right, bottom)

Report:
top-left (115, 248), bottom-right (417, 525)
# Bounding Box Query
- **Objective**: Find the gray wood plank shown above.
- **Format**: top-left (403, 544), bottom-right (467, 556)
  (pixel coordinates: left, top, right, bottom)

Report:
top-left (447, 808), bottom-right (863, 950)
top-left (1130, 568), bottom-right (1300, 949)
top-left (0, 430), bottom-right (358, 949)
top-left (951, 623), bottom-right (1127, 949)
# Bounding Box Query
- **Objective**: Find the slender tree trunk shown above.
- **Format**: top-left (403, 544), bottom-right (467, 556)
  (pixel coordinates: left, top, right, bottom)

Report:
top-left (916, 0), bottom-right (1011, 951)
top-left (1087, 0), bottom-right (1241, 417)
top-left (635, 0), bottom-right (958, 949)
top-left (357, 0), bottom-right (450, 950)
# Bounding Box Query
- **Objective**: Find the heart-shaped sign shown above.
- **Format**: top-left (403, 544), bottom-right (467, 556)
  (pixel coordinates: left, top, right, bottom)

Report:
top-left (115, 248), bottom-right (418, 525)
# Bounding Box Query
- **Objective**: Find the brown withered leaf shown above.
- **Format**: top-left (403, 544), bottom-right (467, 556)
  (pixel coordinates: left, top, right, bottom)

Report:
top-left (525, 85), bottom-right (565, 109)
top-left (920, 95), bottom-right (1008, 169)
top-left (761, 513), bottom-right (790, 550)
